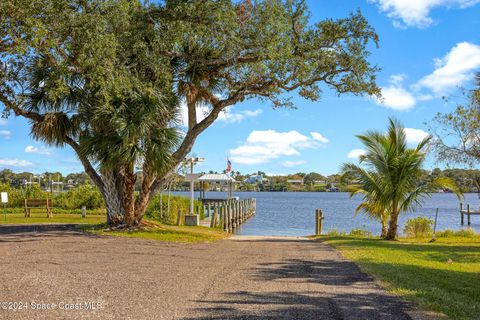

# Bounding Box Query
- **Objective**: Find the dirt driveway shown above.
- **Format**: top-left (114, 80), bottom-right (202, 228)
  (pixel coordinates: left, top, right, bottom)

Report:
top-left (0, 225), bottom-right (416, 320)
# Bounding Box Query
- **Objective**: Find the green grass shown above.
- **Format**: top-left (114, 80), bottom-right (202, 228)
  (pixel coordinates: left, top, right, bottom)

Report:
top-left (320, 235), bottom-right (480, 320)
top-left (0, 212), bottom-right (228, 243)
top-left (0, 213), bottom-right (105, 224)
top-left (81, 222), bottom-right (229, 243)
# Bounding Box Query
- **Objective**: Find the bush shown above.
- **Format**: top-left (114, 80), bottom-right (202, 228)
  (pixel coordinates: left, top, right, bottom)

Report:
top-left (349, 228), bottom-right (372, 237)
top-left (146, 193), bottom-right (204, 225)
top-left (437, 228), bottom-right (477, 238)
top-left (0, 184), bottom-right (105, 212)
top-left (54, 185), bottom-right (104, 210)
top-left (403, 217), bottom-right (434, 238)
top-left (326, 228), bottom-right (347, 236)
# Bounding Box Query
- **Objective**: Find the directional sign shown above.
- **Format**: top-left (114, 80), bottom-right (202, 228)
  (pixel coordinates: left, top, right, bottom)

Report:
top-left (1, 192), bottom-right (7, 203)
top-left (185, 174), bottom-right (200, 182)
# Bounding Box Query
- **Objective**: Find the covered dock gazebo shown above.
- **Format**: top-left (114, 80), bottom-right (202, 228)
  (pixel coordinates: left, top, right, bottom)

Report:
top-left (198, 173), bottom-right (236, 202)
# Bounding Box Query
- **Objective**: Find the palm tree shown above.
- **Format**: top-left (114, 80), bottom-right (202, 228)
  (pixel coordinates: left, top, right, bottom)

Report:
top-left (341, 118), bottom-right (461, 240)
top-left (342, 170), bottom-right (390, 237)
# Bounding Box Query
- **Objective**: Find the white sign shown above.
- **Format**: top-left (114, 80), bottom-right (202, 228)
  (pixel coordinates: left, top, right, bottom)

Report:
top-left (1, 192), bottom-right (7, 203)
top-left (185, 174), bottom-right (200, 182)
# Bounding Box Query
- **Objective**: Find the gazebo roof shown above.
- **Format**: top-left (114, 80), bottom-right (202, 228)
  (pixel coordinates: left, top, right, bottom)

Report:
top-left (198, 173), bottom-right (235, 182)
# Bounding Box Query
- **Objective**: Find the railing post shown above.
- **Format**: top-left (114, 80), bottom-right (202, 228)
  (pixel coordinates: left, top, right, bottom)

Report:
top-left (460, 203), bottom-right (464, 225)
top-left (468, 204), bottom-right (471, 225)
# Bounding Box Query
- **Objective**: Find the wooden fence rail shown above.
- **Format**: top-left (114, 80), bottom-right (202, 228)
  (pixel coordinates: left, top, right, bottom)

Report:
top-left (203, 199), bottom-right (256, 232)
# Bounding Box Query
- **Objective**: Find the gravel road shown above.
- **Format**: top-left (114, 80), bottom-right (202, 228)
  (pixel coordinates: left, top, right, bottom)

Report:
top-left (0, 225), bottom-right (420, 320)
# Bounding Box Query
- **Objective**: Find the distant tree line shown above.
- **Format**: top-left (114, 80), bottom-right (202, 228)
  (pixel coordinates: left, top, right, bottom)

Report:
top-left (4, 168), bottom-right (478, 193)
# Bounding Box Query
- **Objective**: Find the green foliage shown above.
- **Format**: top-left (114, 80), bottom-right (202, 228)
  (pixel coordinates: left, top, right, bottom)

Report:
top-left (403, 217), bottom-right (434, 238)
top-left (146, 194), bottom-right (204, 225)
top-left (55, 185), bottom-right (104, 210)
top-left (349, 227), bottom-right (372, 237)
top-left (437, 228), bottom-right (477, 238)
top-left (0, 184), bottom-right (104, 211)
top-left (430, 75), bottom-right (480, 167)
top-left (326, 228), bottom-right (347, 236)
top-left (341, 117), bottom-right (462, 239)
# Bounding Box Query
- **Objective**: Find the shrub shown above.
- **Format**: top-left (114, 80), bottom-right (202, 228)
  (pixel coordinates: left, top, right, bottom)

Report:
top-left (326, 228), bottom-right (347, 236)
top-left (349, 228), bottom-right (372, 237)
top-left (54, 185), bottom-right (104, 210)
top-left (146, 193), bottom-right (204, 225)
top-left (437, 228), bottom-right (476, 238)
top-left (403, 217), bottom-right (434, 238)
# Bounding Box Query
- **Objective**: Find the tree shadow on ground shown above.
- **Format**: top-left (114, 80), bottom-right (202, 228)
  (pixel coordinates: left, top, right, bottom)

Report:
top-left (183, 254), bottom-right (414, 320)
top-left (0, 224), bottom-right (106, 243)
top-left (183, 290), bottom-right (413, 320)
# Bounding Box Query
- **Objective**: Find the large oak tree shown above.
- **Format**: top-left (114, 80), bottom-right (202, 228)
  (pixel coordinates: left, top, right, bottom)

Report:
top-left (1, 0), bottom-right (381, 226)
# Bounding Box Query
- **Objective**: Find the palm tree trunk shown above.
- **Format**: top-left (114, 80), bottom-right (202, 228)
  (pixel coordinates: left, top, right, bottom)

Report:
top-left (386, 210), bottom-right (399, 240)
top-left (122, 167), bottom-right (137, 226)
top-left (381, 221), bottom-right (388, 238)
top-left (101, 170), bottom-right (124, 225)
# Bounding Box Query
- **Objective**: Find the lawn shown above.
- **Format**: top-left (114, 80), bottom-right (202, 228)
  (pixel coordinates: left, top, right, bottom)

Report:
top-left (0, 213), bottom-right (106, 224)
top-left (81, 222), bottom-right (229, 243)
top-left (321, 235), bottom-right (480, 320)
top-left (0, 213), bottom-right (228, 243)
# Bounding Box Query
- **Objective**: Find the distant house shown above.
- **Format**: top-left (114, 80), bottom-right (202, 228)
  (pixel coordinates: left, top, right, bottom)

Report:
top-left (244, 174), bottom-right (268, 184)
top-left (287, 179), bottom-right (304, 185)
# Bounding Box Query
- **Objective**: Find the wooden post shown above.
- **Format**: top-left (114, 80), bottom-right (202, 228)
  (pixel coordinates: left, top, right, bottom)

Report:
top-left (211, 206), bottom-right (218, 228)
top-left (82, 206), bottom-right (86, 218)
top-left (207, 204), bottom-right (211, 218)
top-left (460, 203), bottom-right (464, 225)
top-left (315, 209), bottom-right (324, 235)
top-left (468, 204), bottom-right (471, 225)
top-left (176, 209), bottom-right (182, 226)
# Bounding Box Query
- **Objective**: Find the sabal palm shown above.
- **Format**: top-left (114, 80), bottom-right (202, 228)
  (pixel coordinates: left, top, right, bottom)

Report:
top-left (25, 54), bottom-right (180, 225)
top-left (341, 118), bottom-right (461, 240)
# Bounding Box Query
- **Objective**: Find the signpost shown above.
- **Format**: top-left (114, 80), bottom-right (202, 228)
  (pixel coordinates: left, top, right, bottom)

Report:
top-left (1, 192), bottom-right (8, 221)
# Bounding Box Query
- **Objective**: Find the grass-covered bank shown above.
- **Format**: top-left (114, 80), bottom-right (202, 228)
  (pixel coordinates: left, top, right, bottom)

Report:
top-left (80, 222), bottom-right (228, 243)
top-left (0, 213), bottom-right (105, 224)
top-left (319, 235), bottom-right (480, 320)
top-left (0, 213), bottom-right (228, 243)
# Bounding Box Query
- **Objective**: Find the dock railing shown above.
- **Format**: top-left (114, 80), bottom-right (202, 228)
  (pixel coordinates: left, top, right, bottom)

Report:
top-left (203, 199), bottom-right (256, 232)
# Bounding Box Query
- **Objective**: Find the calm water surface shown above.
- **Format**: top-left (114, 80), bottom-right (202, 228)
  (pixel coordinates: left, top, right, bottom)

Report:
top-left (173, 191), bottom-right (480, 236)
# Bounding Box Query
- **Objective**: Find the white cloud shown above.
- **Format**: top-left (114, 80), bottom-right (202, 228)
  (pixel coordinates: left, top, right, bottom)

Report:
top-left (370, 0), bottom-right (480, 28)
top-left (282, 160), bottom-right (306, 167)
top-left (179, 100), bottom-right (262, 126)
top-left (0, 118), bottom-right (7, 126)
top-left (25, 145), bottom-right (51, 155)
top-left (311, 132), bottom-right (329, 143)
top-left (404, 128), bottom-right (430, 144)
top-left (376, 74), bottom-right (416, 110)
top-left (217, 108), bottom-right (263, 124)
top-left (230, 130), bottom-right (328, 165)
top-left (416, 42), bottom-right (480, 96)
top-left (0, 159), bottom-right (33, 167)
top-left (0, 130), bottom-right (11, 139)
top-left (347, 149), bottom-right (367, 159)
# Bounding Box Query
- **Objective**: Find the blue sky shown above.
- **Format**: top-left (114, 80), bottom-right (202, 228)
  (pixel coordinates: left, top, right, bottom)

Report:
top-left (1, 0), bottom-right (480, 175)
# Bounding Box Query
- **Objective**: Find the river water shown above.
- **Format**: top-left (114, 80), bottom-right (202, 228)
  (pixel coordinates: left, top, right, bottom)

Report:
top-left (172, 191), bottom-right (480, 236)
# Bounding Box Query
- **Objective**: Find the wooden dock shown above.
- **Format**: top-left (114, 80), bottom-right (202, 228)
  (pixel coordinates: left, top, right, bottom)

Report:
top-left (202, 198), bottom-right (256, 232)
top-left (460, 203), bottom-right (480, 225)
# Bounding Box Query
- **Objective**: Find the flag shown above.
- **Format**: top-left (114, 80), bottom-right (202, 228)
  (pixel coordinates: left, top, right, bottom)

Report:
top-left (226, 158), bottom-right (232, 173)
